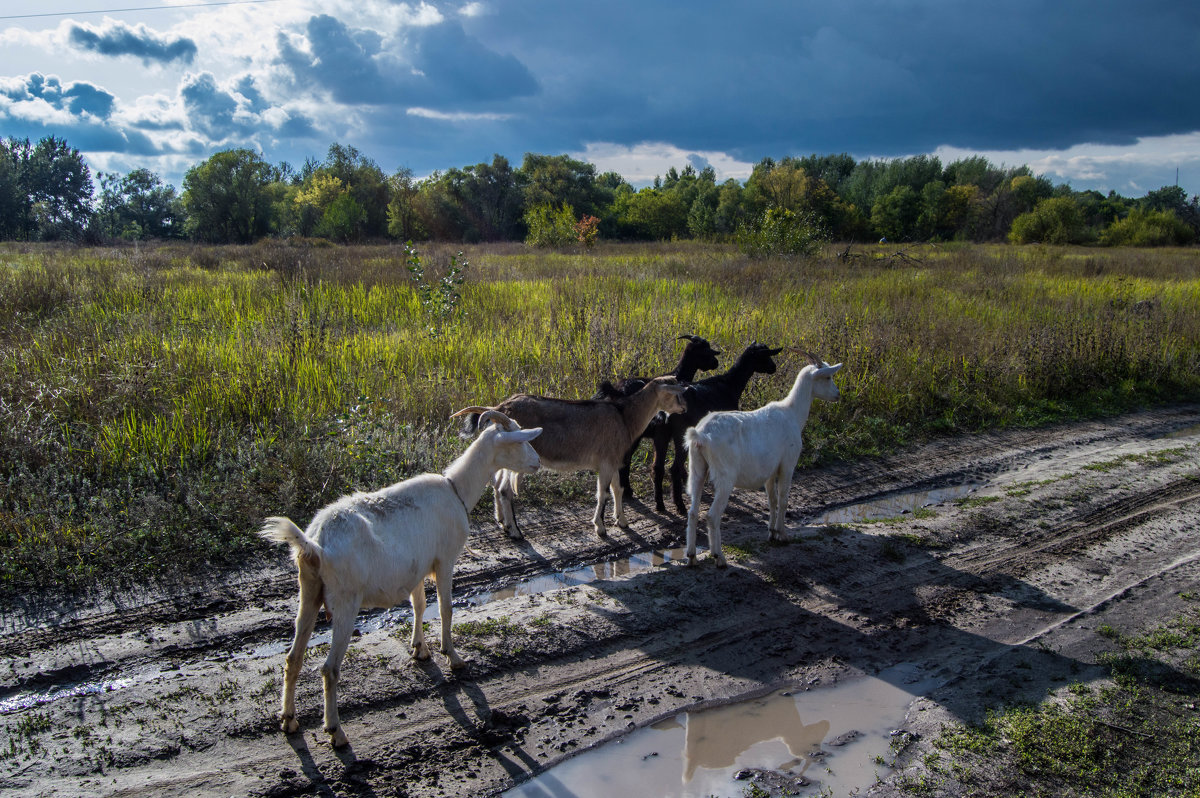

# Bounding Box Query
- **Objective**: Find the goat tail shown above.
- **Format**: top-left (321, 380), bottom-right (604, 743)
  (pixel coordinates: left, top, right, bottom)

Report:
top-left (259, 516), bottom-right (322, 566)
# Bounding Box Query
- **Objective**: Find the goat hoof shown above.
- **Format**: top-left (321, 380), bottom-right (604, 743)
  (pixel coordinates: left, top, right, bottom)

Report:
top-left (686, 555), bottom-right (698, 567)
top-left (715, 557), bottom-right (728, 569)
top-left (281, 715), bottom-right (299, 734)
top-left (412, 644), bottom-right (431, 661)
top-left (449, 657), bottom-right (469, 671)
top-left (328, 727), bottom-right (349, 748)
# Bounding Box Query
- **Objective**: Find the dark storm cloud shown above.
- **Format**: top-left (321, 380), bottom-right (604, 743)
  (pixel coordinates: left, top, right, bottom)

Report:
top-left (67, 21), bottom-right (197, 66)
top-left (276, 14), bottom-right (537, 108)
top-left (458, 0), bottom-right (1200, 160)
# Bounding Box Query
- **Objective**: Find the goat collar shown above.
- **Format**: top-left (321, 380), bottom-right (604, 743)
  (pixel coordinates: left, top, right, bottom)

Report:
top-left (445, 475), bottom-right (470, 518)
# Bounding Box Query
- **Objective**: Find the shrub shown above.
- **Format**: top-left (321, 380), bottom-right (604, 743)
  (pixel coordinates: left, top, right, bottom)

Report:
top-left (524, 203), bottom-right (577, 247)
top-left (735, 206), bottom-right (828, 258)
top-left (1009, 196), bottom-right (1089, 244)
top-left (1100, 209), bottom-right (1196, 247)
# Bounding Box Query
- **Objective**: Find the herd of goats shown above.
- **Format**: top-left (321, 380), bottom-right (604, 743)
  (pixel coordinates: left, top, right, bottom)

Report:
top-left (259, 335), bottom-right (844, 747)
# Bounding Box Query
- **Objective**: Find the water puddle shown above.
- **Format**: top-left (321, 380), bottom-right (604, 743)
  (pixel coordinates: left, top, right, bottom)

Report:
top-left (468, 547), bottom-right (692, 605)
top-left (505, 663), bottom-right (942, 798)
top-left (810, 484), bottom-right (978, 525)
top-left (0, 678), bottom-right (133, 714)
top-left (1161, 422), bottom-right (1200, 440)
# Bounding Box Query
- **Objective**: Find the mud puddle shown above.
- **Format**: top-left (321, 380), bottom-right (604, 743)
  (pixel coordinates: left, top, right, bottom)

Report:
top-left (506, 663), bottom-right (943, 798)
top-left (808, 484), bottom-right (979, 525)
top-left (0, 678), bottom-right (133, 714)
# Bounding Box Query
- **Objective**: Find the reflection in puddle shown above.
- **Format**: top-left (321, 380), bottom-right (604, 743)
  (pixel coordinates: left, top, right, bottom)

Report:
top-left (811, 485), bottom-right (978, 525)
top-left (470, 547), bottom-right (692, 605)
top-left (505, 663), bottom-right (943, 798)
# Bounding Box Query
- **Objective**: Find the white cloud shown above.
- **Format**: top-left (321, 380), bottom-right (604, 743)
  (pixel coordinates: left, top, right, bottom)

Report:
top-left (406, 107), bottom-right (512, 121)
top-left (573, 141), bottom-right (755, 185)
top-left (934, 132), bottom-right (1200, 196)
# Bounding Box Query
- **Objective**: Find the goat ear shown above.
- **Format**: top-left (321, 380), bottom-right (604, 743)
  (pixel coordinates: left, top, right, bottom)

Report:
top-left (767, 347), bottom-right (783, 356)
top-left (498, 427), bottom-right (542, 443)
top-left (818, 363), bottom-right (844, 376)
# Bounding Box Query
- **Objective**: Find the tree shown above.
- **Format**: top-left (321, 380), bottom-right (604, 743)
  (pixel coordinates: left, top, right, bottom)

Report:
top-left (386, 167), bottom-right (423, 241)
top-left (182, 148), bottom-right (276, 243)
top-left (0, 150), bottom-right (24, 240)
top-left (520, 153), bottom-right (609, 219)
top-left (611, 188), bottom-right (688, 240)
top-left (1008, 196), bottom-right (1088, 244)
top-left (94, 168), bottom-right (182, 240)
top-left (319, 143), bottom-right (389, 238)
top-left (871, 185), bottom-right (921, 241)
top-left (0, 136), bottom-right (94, 240)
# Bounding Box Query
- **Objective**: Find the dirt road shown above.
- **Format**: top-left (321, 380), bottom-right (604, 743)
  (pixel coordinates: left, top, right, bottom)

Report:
top-left (3, 405), bottom-right (1199, 797)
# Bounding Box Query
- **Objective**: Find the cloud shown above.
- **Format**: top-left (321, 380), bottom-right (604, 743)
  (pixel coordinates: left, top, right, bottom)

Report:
top-left (571, 142), bottom-right (754, 185)
top-left (275, 13), bottom-right (537, 109)
top-left (180, 72), bottom-right (242, 140)
top-left (67, 21), bottom-right (197, 65)
top-left (1, 73), bottom-right (115, 120)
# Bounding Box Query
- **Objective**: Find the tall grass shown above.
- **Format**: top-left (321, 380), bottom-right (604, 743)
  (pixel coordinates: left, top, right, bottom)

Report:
top-left (1, 240), bottom-right (1198, 596)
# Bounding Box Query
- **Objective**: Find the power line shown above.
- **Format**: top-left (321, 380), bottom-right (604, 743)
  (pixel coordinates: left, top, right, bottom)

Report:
top-left (0, 0), bottom-right (286, 21)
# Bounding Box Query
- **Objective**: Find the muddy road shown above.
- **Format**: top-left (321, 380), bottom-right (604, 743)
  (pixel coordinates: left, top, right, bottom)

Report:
top-left (2, 406), bottom-right (1199, 797)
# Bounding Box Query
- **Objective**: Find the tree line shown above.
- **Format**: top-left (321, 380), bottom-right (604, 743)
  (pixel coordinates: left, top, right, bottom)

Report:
top-left (3, 135), bottom-right (1198, 248)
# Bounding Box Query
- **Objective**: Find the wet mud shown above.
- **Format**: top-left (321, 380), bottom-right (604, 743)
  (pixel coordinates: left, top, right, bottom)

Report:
top-left (2, 404), bottom-right (1199, 797)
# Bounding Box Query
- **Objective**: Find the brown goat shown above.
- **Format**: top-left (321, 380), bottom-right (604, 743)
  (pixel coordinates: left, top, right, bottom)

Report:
top-left (455, 376), bottom-right (687, 539)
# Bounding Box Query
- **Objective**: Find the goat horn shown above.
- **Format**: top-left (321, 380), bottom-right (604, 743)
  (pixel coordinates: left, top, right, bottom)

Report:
top-left (783, 347), bottom-right (823, 366)
top-left (478, 410), bottom-right (519, 431)
top-left (449, 406), bottom-right (492, 419)
top-left (677, 334), bottom-right (698, 342)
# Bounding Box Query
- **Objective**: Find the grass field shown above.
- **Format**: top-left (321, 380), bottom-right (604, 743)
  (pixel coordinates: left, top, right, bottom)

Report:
top-left (1, 240), bottom-right (1198, 595)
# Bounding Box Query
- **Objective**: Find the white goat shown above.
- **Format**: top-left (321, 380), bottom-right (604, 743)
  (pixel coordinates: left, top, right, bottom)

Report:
top-left (258, 410), bottom-right (542, 748)
top-left (684, 353), bottom-right (843, 567)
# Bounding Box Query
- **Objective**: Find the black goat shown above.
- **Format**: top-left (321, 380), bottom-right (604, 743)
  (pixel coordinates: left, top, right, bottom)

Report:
top-left (602, 341), bottom-right (783, 513)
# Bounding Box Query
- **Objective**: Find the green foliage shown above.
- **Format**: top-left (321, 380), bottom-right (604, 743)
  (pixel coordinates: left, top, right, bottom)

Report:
top-left (1009, 196), bottom-right (1089, 244)
top-left (405, 242), bottom-right (469, 335)
top-left (872, 185), bottom-right (921, 241)
top-left (736, 206), bottom-right (827, 257)
top-left (93, 168), bottom-right (183, 240)
top-left (319, 192), bottom-right (367, 242)
top-left (0, 136), bottom-right (94, 240)
top-left (182, 148), bottom-right (275, 243)
top-left (524, 202), bottom-right (578, 247)
top-left (611, 187), bottom-right (689, 240)
top-left (1100, 208), bottom-right (1195, 247)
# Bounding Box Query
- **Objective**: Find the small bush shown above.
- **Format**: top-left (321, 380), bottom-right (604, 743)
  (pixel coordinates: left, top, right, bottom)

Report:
top-left (735, 206), bottom-right (828, 258)
top-left (524, 203), bottom-right (577, 248)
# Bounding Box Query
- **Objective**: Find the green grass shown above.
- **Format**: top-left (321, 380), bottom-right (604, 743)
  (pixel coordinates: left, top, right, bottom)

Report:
top-left (2, 240), bottom-right (1200, 595)
top-left (909, 593), bottom-right (1200, 797)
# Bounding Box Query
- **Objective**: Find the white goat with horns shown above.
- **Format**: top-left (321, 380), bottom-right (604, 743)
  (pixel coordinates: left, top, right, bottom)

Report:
top-left (684, 351), bottom-right (843, 567)
top-left (259, 409), bottom-right (542, 748)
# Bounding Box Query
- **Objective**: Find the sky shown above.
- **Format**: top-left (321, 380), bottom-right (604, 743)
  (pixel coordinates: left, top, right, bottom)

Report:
top-left (1, 0), bottom-right (1199, 198)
